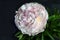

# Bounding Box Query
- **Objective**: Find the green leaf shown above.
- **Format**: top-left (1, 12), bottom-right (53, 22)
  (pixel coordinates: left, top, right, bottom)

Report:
top-left (15, 32), bottom-right (20, 36)
top-left (35, 35), bottom-right (40, 40)
top-left (17, 34), bottom-right (23, 40)
top-left (53, 29), bottom-right (60, 33)
top-left (49, 15), bottom-right (60, 21)
top-left (28, 36), bottom-right (33, 40)
top-left (46, 31), bottom-right (55, 40)
top-left (58, 33), bottom-right (60, 38)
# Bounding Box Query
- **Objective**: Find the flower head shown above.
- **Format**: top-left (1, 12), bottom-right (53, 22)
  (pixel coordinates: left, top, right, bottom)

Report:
top-left (15, 2), bottom-right (48, 36)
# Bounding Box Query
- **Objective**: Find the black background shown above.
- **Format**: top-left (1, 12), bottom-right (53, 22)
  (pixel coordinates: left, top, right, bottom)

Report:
top-left (0, 0), bottom-right (60, 40)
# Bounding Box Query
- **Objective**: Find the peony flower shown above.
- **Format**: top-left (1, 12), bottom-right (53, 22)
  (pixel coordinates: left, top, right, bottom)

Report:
top-left (15, 2), bottom-right (48, 36)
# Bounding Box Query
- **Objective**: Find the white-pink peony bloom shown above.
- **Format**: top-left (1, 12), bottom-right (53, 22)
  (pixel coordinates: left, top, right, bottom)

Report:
top-left (15, 2), bottom-right (48, 36)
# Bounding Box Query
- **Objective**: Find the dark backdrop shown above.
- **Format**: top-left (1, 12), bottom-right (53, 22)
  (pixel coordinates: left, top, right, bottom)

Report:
top-left (0, 0), bottom-right (60, 40)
